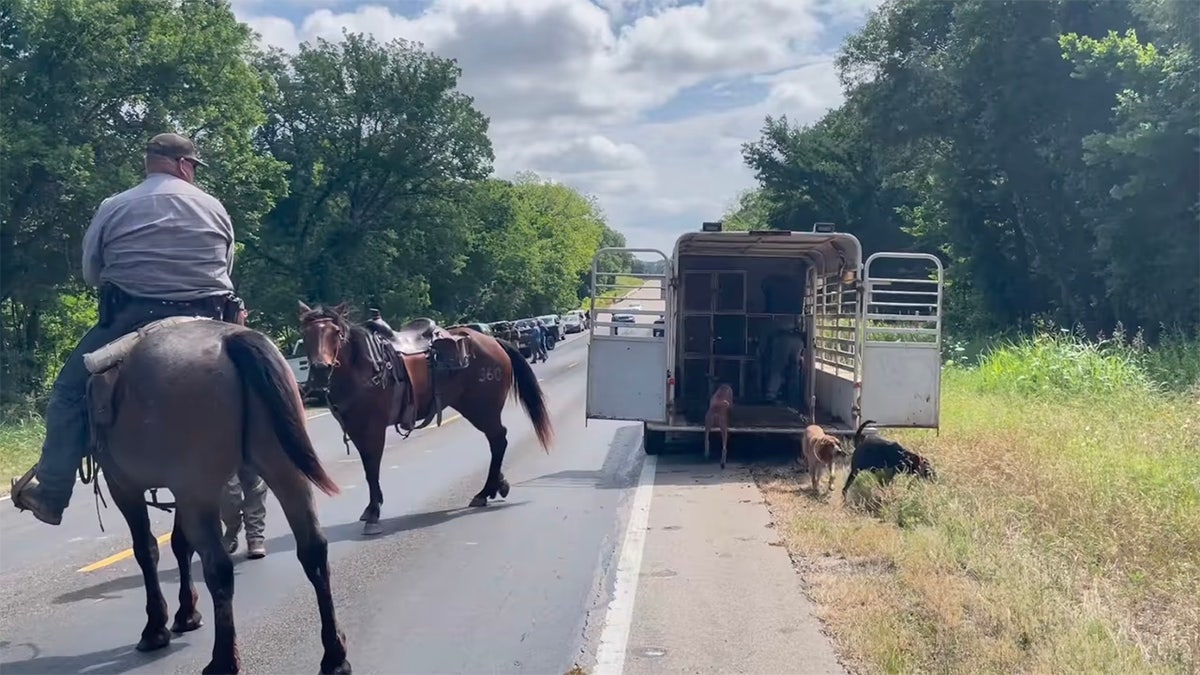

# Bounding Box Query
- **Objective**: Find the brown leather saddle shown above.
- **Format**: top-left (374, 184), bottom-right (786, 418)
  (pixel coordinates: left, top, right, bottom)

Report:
top-left (361, 311), bottom-right (472, 434)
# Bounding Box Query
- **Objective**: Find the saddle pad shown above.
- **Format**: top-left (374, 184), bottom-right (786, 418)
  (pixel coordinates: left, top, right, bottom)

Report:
top-left (83, 316), bottom-right (213, 374)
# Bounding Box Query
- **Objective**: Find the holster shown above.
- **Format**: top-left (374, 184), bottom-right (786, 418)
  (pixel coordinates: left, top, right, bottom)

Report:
top-left (98, 284), bottom-right (125, 328)
top-left (222, 295), bottom-right (247, 325)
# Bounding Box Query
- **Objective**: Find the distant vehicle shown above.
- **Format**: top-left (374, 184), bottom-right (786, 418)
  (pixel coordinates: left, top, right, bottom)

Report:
top-left (562, 311), bottom-right (584, 334)
top-left (653, 315), bottom-right (665, 338)
top-left (512, 318), bottom-right (538, 358)
top-left (455, 322), bottom-right (492, 335)
top-left (537, 314), bottom-right (562, 343)
top-left (284, 340), bottom-right (322, 403)
top-left (490, 320), bottom-right (518, 343)
top-left (611, 313), bottom-right (636, 336)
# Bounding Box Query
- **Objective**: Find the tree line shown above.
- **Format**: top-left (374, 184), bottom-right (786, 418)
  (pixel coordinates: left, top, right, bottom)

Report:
top-left (0, 1), bottom-right (629, 406)
top-left (730, 0), bottom-right (1198, 339)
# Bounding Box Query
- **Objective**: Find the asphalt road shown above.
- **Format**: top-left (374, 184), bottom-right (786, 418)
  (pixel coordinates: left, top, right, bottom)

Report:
top-left (0, 281), bottom-right (846, 675)
top-left (0, 325), bottom-right (645, 675)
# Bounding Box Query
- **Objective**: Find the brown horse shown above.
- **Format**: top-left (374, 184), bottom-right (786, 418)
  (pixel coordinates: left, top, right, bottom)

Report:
top-left (88, 318), bottom-right (350, 674)
top-left (297, 302), bottom-right (554, 536)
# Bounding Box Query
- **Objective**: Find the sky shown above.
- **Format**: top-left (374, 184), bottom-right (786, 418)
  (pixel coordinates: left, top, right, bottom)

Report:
top-left (230, 0), bottom-right (879, 254)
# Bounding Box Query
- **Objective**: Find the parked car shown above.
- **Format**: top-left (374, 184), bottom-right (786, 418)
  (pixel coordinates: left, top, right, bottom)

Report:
top-left (490, 320), bottom-right (528, 355)
top-left (562, 311), bottom-right (584, 334)
top-left (456, 322), bottom-right (492, 335)
top-left (511, 318), bottom-right (537, 358)
top-left (537, 314), bottom-right (562, 343)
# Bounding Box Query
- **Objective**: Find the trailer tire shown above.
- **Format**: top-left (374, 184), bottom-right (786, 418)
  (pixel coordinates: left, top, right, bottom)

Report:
top-left (643, 425), bottom-right (665, 455)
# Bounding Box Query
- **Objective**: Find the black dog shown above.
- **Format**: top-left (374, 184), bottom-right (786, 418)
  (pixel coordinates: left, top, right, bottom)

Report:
top-left (842, 420), bottom-right (936, 496)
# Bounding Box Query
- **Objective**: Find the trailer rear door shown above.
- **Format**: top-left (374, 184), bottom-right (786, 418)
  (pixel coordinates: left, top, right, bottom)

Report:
top-left (859, 253), bottom-right (944, 428)
top-left (586, 249), bottom-right (671, 422)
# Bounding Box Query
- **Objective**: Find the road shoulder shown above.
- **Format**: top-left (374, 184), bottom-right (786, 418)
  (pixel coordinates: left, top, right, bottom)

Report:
top-left (620, 456), bottom-right (845, 674)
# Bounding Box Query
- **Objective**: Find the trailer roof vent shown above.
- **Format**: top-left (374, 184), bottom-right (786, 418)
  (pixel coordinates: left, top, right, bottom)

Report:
top-left (701, 220), bottom-right (723, 232)
top-left (813, 222), bottom-right (836, 233)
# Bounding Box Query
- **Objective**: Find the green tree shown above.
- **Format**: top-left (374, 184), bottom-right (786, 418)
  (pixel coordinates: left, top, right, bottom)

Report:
top-left (0, 0), bottom-right (285, 403)
top-left (721, 189), bottom-right (770, 232)
top-left (245, 32), bottom-right (493, 336)
top-left (741, 0), bottom-right (1199, 337)
top-left (1060, 11), bottom-right (1200, 332)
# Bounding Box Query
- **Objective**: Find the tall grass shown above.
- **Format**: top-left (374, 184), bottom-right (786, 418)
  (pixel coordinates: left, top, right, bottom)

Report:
top-left (0, 407), bottom-right (45, 494)
top-left (756, 327), bottom-right (1200, 674)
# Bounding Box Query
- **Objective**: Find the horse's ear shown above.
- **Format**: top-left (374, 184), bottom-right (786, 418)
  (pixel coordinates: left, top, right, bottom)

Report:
top-left (298, 300), bottom-right (312, 316)
top-left (333, 301), bottom-right (350, 316)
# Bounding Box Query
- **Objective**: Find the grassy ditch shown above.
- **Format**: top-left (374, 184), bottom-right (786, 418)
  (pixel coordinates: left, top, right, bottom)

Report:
top-left (755, 329), bottom-right (1200, 674)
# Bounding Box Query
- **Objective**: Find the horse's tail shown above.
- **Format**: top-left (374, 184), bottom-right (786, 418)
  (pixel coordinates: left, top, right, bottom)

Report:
top-left (224, 330), bottom-right (340, 496)
top-left (498, 338), bottom-right (554, 452)
top-left (853, 419), bottom-right (877, 448)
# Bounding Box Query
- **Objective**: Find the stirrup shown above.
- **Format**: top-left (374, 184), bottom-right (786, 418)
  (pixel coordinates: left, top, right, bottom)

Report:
top-left (9, 464), bottom-right (38, 508)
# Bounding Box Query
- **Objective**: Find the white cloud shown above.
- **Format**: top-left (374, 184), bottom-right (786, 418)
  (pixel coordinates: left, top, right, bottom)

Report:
top-left (235, 0), bottom-right (862, 253)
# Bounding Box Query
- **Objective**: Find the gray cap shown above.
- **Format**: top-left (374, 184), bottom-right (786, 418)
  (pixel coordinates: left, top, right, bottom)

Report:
top-left (145, 132), bottom-right (208, 166)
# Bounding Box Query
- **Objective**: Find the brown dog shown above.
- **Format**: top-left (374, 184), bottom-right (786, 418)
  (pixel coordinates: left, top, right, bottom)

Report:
top-left (802, 424), bottom-right (846, 493)
top-left (705, 383), bottom-right (734, 469)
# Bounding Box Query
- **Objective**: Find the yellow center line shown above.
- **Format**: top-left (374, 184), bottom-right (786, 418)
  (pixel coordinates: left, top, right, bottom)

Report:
top-left (77, 411), bottom-right (463, 573)
top-left (78, 532), bottom-right (172, 573)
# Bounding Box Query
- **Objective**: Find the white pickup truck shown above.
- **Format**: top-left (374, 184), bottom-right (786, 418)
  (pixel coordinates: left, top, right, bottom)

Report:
top-left (585, 224), bottom-right (944, 454)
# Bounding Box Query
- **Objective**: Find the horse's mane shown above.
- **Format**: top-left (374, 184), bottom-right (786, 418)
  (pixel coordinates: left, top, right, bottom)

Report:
top-left (300, 305), bottom-right (368, 340)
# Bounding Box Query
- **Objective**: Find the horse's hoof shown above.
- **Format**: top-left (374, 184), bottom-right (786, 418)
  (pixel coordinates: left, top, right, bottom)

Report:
top-left (171, 610), bottom-right (203, 633)
top-left (320, 658), bottom-right (353, 675)
top-left (468, 496), bottom-right (487, 508)
top-left (498, 480), bottom-right (511, 499)
top-left (202, 660), bottom-right (239, 675)
top-left (136, 626), bottom-right (172, 652)
top-left (362, 522), bottom-right (383, 536)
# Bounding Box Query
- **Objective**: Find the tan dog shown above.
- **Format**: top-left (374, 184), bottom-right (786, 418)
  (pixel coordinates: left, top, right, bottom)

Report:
top-left (705, 383), bottom-right (734, 469)
top-left (801, 424), bottom-right (846, 493)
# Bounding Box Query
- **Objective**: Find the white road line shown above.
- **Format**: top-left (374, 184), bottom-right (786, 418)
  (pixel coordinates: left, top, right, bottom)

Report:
top-left (593, 453), bottom-right (657, 675)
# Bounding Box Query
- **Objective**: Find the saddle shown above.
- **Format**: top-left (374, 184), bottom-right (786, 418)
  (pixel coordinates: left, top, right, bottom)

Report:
top-left (85, 315), bottom-right (216, 429)
top-left (359, 312), bottom-right (473, 434)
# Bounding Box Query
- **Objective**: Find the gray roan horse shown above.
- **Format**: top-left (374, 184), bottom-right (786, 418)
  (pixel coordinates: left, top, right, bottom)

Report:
top-left (84, 318), bottom-right (350, 674)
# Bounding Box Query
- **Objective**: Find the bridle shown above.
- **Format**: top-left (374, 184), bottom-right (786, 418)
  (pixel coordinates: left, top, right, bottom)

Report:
top-left (305, 316), bottom-right (349, 375)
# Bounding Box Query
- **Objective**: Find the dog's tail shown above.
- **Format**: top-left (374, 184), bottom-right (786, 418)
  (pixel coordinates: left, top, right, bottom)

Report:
top-left (853, 419), bottom-right (877, 447)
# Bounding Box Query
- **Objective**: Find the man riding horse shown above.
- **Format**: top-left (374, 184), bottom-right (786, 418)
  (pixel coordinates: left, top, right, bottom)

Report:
top-left (11, 132), bottom-right (246, 525)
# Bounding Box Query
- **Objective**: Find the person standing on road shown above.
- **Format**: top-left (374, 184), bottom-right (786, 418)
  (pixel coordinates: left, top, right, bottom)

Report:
top-left (531, 320), bottom-right (547, 363)
top-left (221, 465), bottom-right (268, 558)
top-left (11, 133), bottom-right (246, 526)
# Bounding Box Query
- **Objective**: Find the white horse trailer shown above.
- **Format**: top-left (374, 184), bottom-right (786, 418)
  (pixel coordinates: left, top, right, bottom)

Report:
top-left (585, 227), bottom-right (944, 454)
